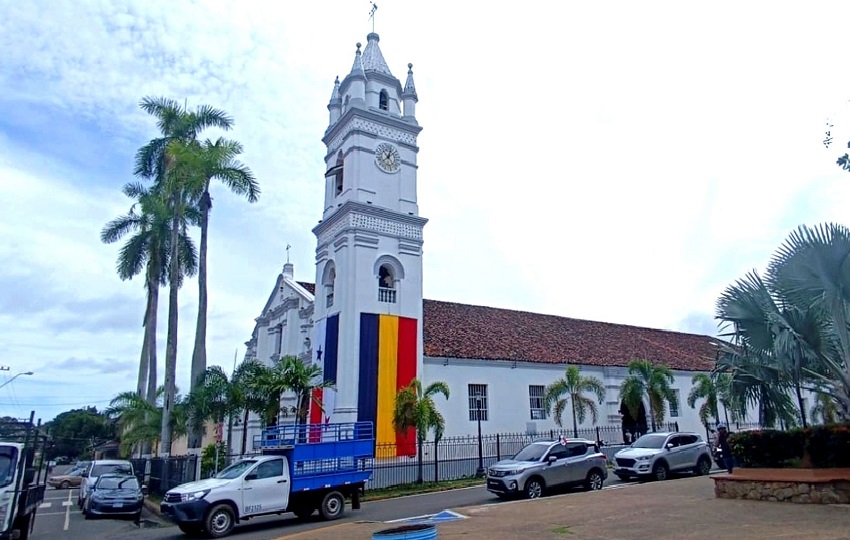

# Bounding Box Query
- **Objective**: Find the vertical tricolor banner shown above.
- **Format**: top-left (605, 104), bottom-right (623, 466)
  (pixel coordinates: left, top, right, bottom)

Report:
top-left (309, 314), bottom-right (339, 441)
top-left (358, 313), bottom-right (417, 457)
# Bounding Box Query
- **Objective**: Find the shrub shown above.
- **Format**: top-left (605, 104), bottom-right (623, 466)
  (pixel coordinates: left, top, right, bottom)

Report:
top-left (805, 423), bottom-right (850, 468)
top-left (728, 423), bottom-right (850, 468)
top-left (728, 429), bottom-right (804, 468)
top-left (201, 442), bottom-right (227, 478)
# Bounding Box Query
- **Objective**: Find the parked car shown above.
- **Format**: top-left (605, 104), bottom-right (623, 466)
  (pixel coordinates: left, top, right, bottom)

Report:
top-left (83, 473), bottom-right (144, 521)
top-left (486, 438), bottom-right (608, 499)
top-left (613, 432), bottom-right (712, 481)
top-left (47, 465), bottom-right (86, 489)
top-left (78, 460), bottom-right (135, 511)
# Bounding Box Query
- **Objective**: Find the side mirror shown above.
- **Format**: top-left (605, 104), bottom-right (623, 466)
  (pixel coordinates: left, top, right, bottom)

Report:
top-left (665, 443), bottom-right (674, 450)
top-left (547, 455), bottom-right (558, 464)
top-left (80, 471), bottom-right (89, 477)
top-left (142, 485), bottom-right (148, 496)
top-left (245, 473), bottom-right (258, 481)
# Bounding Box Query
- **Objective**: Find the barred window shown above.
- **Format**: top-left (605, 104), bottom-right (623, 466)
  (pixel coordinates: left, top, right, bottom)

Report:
top-left (670, 389), bottom-right (680, 418)
top-left (468, 384), bottom-right (488, 421)
top-left (529, 385), bottom-right (546, 420)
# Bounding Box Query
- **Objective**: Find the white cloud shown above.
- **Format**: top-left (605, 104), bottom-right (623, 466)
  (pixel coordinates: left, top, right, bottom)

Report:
top-left (2, 0), bottom-right (850, 420)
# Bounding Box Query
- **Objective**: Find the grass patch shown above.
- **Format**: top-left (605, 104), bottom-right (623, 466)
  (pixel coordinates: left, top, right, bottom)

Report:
top-left (363, 477), bottom-right (484, 502)
top-left (550, 525), bottom-right (574, 535)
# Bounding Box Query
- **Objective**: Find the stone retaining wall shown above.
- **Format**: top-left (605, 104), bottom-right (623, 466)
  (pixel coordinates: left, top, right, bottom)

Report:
top-left (714, 478), bottom-right (850, 504)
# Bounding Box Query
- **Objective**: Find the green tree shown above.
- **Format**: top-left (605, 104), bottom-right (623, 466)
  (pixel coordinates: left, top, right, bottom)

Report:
top-left (233, 359), bottom-right (270, 455)
top-left (392, 379), bottom-right (450, 485)
top-left (811, 392), bottom-right (839, 424)
top-left (715, 269), bottom-right (820, 428)
top-left (185, 365), bottom-right (247, 454)
top-left (43, 408), bottom-right (114, 460)
top-left (251, 356), bottom-right (334, 426)
top-left (101, 183), bottom-right (198, 403)
top-left (134, 96), bottom-right (233, 455)
top-left (687, 373), bottom-right (721, 428)
top-left (543, 365), bottom-right (605, 438)
top-left (184, 138), bottom-right (258, 448)
top-left (619, 360), bottom-right (679, 432)
top-left (107, 387), bottom-right (189, 456)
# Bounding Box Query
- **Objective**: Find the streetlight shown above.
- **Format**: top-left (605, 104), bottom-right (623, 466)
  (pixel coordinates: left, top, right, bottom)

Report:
top-left (0, 371), bottom-right (33, 391)
top-left (475, 397), bottom-right (485, 477)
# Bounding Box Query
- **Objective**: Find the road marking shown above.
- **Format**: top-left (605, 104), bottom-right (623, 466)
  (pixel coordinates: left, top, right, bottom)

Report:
top-left (385, 509), bottom-right (467, 524)
top-left (39, 503), bottom-right (51, 509)
top-left (64, 489), bottom-right (73, 530)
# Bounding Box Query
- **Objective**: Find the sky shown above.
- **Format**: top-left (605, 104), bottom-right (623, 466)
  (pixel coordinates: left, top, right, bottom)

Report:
top-left (2, 1), bottom-right (850, 423)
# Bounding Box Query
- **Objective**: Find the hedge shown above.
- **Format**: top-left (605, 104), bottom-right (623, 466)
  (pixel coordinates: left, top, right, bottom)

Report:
top-left (727, 423), bottom-right (850, 468)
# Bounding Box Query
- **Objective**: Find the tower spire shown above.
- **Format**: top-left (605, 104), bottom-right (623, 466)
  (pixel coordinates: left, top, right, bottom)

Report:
top-left (369, 2), bottom-right (378, 33)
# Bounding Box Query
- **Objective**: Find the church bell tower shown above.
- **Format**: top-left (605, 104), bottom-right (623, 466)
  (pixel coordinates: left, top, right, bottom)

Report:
top-left (311, 32), bottom-right (426, 454)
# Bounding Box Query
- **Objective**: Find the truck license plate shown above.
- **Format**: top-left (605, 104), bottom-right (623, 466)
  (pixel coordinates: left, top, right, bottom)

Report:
top-left (113, 502), bottom-right (123, 508)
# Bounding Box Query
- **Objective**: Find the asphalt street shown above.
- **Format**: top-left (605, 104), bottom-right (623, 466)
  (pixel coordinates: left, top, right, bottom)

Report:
top-left (30, 474), bottom-right (656, 540)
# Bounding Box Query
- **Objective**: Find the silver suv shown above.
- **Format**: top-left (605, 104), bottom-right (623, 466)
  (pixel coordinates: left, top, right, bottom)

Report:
top-left (613, 432), bottom-right (712, 481)
top-left (487, 438), bottom-right (608, 499)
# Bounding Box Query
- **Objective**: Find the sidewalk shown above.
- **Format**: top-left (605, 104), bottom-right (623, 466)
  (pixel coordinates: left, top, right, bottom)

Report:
top-left (283, 476), bottom-right (850, 539)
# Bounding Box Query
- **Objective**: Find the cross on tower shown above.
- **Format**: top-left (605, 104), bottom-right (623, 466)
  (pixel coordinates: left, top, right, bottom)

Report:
top-left (369, 2), bottom-right (378, 33)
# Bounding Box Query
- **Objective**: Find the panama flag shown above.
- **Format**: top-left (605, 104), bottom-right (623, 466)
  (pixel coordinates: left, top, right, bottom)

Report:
top-left (309, 314), bottom-right (339, 440)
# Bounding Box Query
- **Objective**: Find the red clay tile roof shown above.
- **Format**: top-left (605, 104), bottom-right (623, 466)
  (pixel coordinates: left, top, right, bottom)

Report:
top-left (293, 283), bottom-right (717, 371)
top-left (422, 300), bottom-right (718, 372)
top-left (297, 281), bottom-right (316, 295)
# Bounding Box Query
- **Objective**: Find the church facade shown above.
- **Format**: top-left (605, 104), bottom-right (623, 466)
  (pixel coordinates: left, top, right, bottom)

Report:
top-left (239, 32), bottom-right (740, 449)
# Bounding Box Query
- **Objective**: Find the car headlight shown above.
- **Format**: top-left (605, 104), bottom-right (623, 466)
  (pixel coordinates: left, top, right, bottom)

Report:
top-left (636, 455), bottom-right (652, 461)
top-left (180, 490), bottom-right (210, 502)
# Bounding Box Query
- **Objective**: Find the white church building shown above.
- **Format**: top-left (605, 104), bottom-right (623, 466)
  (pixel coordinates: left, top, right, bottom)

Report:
top-left (238, 31), bottom-right (734, 448)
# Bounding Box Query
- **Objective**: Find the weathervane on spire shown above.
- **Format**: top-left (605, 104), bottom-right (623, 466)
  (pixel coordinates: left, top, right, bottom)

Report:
top-left (286, 243), bottom-right (291, 264)
top-left (369, 2), bottom-right (378, 33)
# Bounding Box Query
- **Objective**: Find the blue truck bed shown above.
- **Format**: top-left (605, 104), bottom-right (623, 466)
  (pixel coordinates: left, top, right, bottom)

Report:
top-left (256, 422), bottom-right (374, 492)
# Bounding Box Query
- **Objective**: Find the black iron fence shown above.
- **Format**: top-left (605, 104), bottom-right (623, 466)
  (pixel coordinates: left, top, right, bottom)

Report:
top-left (130, 455), bottom-right (198, 497)
top-left (129, 423), bottom-right (686, 494)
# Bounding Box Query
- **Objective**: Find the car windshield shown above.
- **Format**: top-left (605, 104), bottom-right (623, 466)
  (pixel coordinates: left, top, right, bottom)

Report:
top-left (97, 477), bottom-right (139, 490)
top-left (215, 460), bottom-right (257, 480)
top-left (632, 434), bottom-right (668, 449)
top-left (511, 444), bottom-right (549, 462)
top-left (91, 464), bottom-right (133, 477)
top-left (66, 468), bottom-right (84, 477)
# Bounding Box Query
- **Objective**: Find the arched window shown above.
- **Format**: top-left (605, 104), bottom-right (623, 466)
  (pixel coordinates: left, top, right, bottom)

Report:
top-left (329, 152), bottom-right (344, 197)
top-left (344, 95), bottom-right (350, 109)
top-left (378, 264), bottom-right (396, 303)
top-left (322, 262), bottom-right (336, 309)
top-left (379, 90), bottom-right (389, 111)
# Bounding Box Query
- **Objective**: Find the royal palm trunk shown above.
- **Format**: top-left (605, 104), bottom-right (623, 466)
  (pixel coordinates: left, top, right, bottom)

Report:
top-left (160, 195), bottom-right (181, 456)
top-left (188, 189), bottom-right (211, 449)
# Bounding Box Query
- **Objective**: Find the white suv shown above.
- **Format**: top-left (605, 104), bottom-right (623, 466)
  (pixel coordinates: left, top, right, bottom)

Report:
top-left (613, 432), bottom-right (712, 481)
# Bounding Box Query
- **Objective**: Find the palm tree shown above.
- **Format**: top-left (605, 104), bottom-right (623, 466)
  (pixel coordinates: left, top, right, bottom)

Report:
top-left (687, 373), bottom-right (721, 428)
top-left (251, 356), bottom-right (334, 426)
top-left (765, 223), bottom-right (850, 420)
top-left (393, 379), bottom-right (450, 485)
top-left (101, 183), bottom-right (198, 404)
top-left (811, 392), bottom-right (839, 424)
top-left (619, 360), bottom-right (678, 432)
top-left (106, 387), bottom-right (189, 456)
top-left (543, 366), bottom-right (605, 437)
top-left (134, 96), bottom-right (233, 456)
top-left (233, 359), bottom-right (270, 455)
top-left (180, 138), bottom-right (258, 449)
top-left (184, 366), bottom-right (244, 452)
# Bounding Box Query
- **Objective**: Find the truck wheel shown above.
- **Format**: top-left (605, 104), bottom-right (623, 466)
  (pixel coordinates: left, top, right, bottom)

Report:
top-left (694, 456), bottom-right (711, 476)
top-left (204, 504), bottom-right (235, 538)
top-left (319, 491), bottom-right (345, 520)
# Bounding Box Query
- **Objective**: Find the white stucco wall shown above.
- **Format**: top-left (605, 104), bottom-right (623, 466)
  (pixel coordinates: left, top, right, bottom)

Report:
top-left (422, 357), bottom-right (744, 440)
